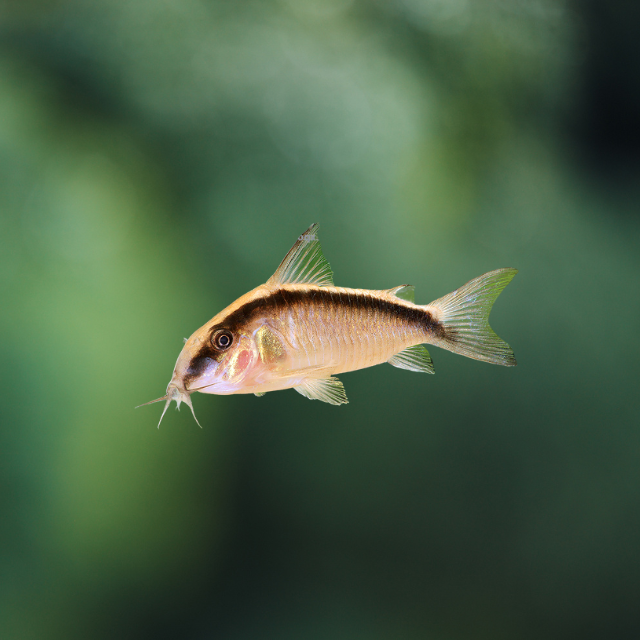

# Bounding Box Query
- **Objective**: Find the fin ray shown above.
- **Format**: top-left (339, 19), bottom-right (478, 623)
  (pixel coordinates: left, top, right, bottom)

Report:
top-left (294, 376), bottom-right (348, 405)
top-left (388, 344), bottom-right (435, 373)
top-left (267, 223), bottom-right (334, 287)
top-left (426, 268), bottom-right (517, 366)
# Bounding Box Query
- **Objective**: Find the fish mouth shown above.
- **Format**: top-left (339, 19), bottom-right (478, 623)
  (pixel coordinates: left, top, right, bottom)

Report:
top-left (136, 383), bottom-right (202, 428)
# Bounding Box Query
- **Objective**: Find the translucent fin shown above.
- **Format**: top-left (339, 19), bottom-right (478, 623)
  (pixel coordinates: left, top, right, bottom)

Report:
top-left (267, 223), bottom-right (334, 287)
top-left (294, 376), bottom-right (348, 405)
top-left (387, 284), bottom-right (415, 303)
top-left (426, 268), bottom-right (517, 366)
top-left (254, 392), bottom-right (266, 397)
top-left (388, 344), bottom-right (435, 374)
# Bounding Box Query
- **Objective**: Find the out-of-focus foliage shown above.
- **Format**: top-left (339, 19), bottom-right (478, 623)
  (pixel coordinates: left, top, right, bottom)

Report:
top-left (1, 1), bottom-right (639, 639)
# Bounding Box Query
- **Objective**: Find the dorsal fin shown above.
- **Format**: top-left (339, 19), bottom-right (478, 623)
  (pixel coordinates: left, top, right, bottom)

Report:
top-left (388, 284), bottom-right (415, 303)
top-left (267, 223), bottom-right (334, 287)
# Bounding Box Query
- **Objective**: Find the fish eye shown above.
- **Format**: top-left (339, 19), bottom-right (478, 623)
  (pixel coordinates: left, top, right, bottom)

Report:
top-left (212, 329), bottom-right (233, 351)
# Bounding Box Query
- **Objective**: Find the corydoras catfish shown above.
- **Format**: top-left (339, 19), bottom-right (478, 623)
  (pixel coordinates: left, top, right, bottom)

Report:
top-left (139, 224), bottom-right (517, 426)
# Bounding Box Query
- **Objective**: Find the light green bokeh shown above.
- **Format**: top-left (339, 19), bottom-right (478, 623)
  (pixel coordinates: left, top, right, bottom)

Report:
top-left (0, 1), bottom-right (638, 639)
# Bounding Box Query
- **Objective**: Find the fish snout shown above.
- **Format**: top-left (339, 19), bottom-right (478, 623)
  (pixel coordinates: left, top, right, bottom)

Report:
top-left (166, 381), bottom-right (187, 400)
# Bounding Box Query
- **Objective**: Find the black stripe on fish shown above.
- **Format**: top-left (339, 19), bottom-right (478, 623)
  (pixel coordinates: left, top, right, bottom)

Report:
top-left (216, 287), bottom-right (446, 338)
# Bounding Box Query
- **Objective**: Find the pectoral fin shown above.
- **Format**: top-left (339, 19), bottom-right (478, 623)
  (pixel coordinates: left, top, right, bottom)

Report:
top-left (388, 344), bottom-right (435, 374)
top-left (294, 376), bottom-right (348, 405)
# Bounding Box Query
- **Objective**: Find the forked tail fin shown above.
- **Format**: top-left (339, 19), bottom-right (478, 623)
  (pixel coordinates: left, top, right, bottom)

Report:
top-left (425, 268), bottom-right (517, 366)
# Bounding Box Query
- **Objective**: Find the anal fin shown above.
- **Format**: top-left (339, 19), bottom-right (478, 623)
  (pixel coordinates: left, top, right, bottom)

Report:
top-left (388, 344), bottom-right (435, 374)
top-left (294, 376), bottom-right (348, 405)
top-left (254, 392), bottom-right (266, 397)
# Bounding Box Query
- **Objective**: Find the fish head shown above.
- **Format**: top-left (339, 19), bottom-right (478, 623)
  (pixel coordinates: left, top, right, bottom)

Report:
top-left (178, 325), bottom-right (258, 396)
top-left (175, 286), bottom-right (278, 398)
top-left (139, 286), bottom-right (276, 427)
top-left (137, 326), bottom-right (258, 427)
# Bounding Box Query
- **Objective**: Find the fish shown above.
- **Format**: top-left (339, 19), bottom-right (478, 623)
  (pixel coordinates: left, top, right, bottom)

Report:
top-left (138, 223), bottom-right (517, 426)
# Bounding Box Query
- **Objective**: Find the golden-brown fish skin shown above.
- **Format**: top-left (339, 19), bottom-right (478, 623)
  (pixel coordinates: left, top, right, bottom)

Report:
top-left (143, 223), bottom-right (517, 424)
top-left (173, 282), bottom-right (443, 397)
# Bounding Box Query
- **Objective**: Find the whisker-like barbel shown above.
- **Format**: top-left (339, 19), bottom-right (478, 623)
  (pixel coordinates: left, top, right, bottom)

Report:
top-left (137, 385), bottom-right (202, 428)
top-left (135, 395), bottom-right (169, 408)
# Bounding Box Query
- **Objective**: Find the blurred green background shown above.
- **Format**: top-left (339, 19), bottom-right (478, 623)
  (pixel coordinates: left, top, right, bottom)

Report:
top-left (1, 1), bottom-right (639, 638)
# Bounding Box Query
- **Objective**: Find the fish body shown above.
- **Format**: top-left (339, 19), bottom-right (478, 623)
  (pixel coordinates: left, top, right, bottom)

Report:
top-left (140, 224), bottom-right (517, 425)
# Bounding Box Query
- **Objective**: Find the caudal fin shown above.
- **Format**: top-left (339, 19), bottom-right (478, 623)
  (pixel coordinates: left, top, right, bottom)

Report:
top-left (425, 268), bottom-right (517, 366)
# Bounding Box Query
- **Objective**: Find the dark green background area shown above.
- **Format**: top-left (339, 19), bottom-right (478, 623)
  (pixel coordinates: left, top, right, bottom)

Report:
top-left (1, 1), bottom-right (639, 639)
